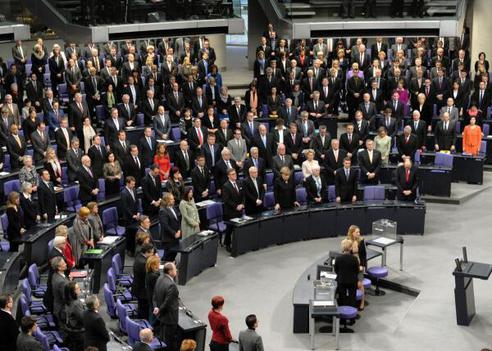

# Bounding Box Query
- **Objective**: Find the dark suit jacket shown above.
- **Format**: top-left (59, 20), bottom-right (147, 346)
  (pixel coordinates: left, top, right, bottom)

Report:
top-left (243, 176), bottom-right (265, 215)
top-left (167, 92), bottom-right (185, 122)
top-left (358, 149), bottom-right (382, 182)
top-left (112, 140), bottom-right (131, 165)
top-left (77, 167), bottom-right (98, 204)
top-left (159, 207), bottom-right (180, 243)
top-left (153, 274), bottom-right (179, 325)
top-left (396, 134), bottom-right (419, 159)
top-left (16, 332), bottom-right (43, 351)
top-left (0, 309), bottom-right (18, 350)
top-left (339, 133), bottom-right (360, 157)
top-left (228, 104), bottom-right (247, 127)
top-left (200, 143), bottom-right (222, 169)
top-left (334, 253), bottom-right (359, 285)
top-left (408, 119), bottom-right (428, 149)
top-left (20, 194), bottom-right (39, 229)
top-left (395, 165), bottom-right (418, 201)
top-left (54, 128), bottom-right (73, 160)
top-left (222, 180), bottom-right (244, 219)
top-left (66, 148), bottom-right (83, 182)
top-left (120, 187), bottom-right (139, 225)
top-left (190, 166), bottom-right (211, 202)
top-left (173, 149), bottom-right (194, 178)
top-left (37, 181), bottom-right (57, 219)
top-left (385, 100), bottom-right (405, 121)
top-left (187, 127), bottom-right (208, 151)
top-left (30, 130), bottom-right (50, 164)
top-left (379, 117), bottom-right (398, 137)
top-left (214, 159), bottom-right (239, 189)
top-left (305, 175), bottom-right (327, 204)
top-left (124, 155), bottom-right (145, 185)
top-left (139, 136), bottom-right (157, 167)
top-left (253, 134), bottom-right (274, 167)
top-left (87, 145), bottom-right (107, 179)
top-left (216, 128), bottom-right (233, 147)
top-left (133, 342), bottom-right (153, 351)
top-left (334, 167), bottom-right (358, 202)
top-left (434, 120), bottom-right (456, 150)
top-left (271, 154), bottom-right (294, 178)
top-left (104, 117), bottom-right (125, 147)
top-left (323, 148), bottom-right (347, 182)
top-left (284, 132), bottom-right (303, 155)
top-left (353, 120), bottom-right (370, 141)
top-left (142, 98), bottom-right (159, 125)
top-left (83, 310), bottom-right (110, 351)
top-left (141, 173), bottom-right (163, 215)
top-left (132, 252), bottom-right (148, 299)
top-left (6, 134), bottom-right (26, 170)
top-left (243, 157), bottom-right (266, 181)
top-left (118, 102), bottom-right (137, 125)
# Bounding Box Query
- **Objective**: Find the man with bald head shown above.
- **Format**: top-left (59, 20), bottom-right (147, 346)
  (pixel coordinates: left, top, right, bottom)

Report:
top-left (397, 126), bottom-right (419, 160)
top-left (133, 328), bottom-right (154, 351)
top-left (77, 155), bottom-right (99, 204)
top-left (434, 112), bottom-right (456, 152)
top-left (272, 143), bottom-right (294, 178)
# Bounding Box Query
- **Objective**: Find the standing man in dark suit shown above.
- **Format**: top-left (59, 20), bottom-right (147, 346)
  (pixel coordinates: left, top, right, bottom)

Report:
top-left (346, 64), bottom-right (365, 120)
top-left (253, 124), bottom-right (274, 168)
top-left (120, 176), bottom-right (140, 227)
top-left (133, 243), bottom-right (155, 318)
top-left (139, 127), bottom-right (157, 167)
top-left (216, 119), bottom-right (233, 148)
top-left (187, 118), bottom-right (208, 152)
top-left (173, 140), bottom-right (194, 179)
top-left (0, 294), bottom-right (18, 351)
top-left (323, 139), bottom-right (347, 185)
top-left (31, 121), bottom-right (50, 166)
top-left (105, 108), bottom-right (125, 148)
top-left (6, 123), bottom-right (26, 171)
top-left (434, 112), bottom-right (456, 152)
top-left (371, 37), bottom-right (387, 60)
top-left (271, 143), bottom-right (294, 178)
top-left (395, 158), bottom-right (419, 201)
top-left (83, 295), bottom-right (110, 351)
top-left (238, 314), bottom-right (265, 351)
top-left (397, 126), bottom-right (419, 160)
top-left (358, 139), bottom-right (382, 184)
top-left (49, 45), bottom-right (66, 95)
top-left (385, 91), bottom-right (405, 123)
top-left (66, 138), bottom-right (83, 183)
top-left (167, 82), bottom-right (185, 123)
top-left (229, 97), bottom-right (247, 129)
top-left (339, 124), bottom-right (360, 164)
top-left (159, 193), bottom-right (181, 262)
top-left (119, 94), bottom-right (137, 127)
top-left (153, 106), bottom-right (171, 140)
top-left (190, 155), bottom-right (211, 202)
top-left (353, 110), bottom-right (370, 143)
top-left (152, 262), bottom-right (179, 351)
top-left (141, 165), bottom-right (162, 217)
top-left (335, 157), bottom-right (358, 203)
top-left (26, 73), bottom-right (44, 108)
top-left (20, 182), bottom-right (39, 229)
top-left (124, 145), bottom-right (145, 186)
top-left (38, 169), bottom-right (58, 220)
top-left (379, 108), bottom-right (398, 137)
top-left (408, 110), bottom-right (427, 150)
top-left (285, 122), bottom-right (304, 165)
top-left (243, 147), bottom-right (266, 182)
top-left (142, 90), bottom-right (159, 126)
top-left (54, 118), bottom-right (73, 161)
top-left (68, 93), bottom-right (90, 145)
top-left (87, 135), bottom-right (106, 179)
top-left (113, 130), bottom-right (131, 164)
top-left (241, 111), bottom-right (260, 148)
top-left (77, 156), bottom-right (99, 205)
top-left (305, 166), bottom-right (327, 205)
top-left (51, 257), bottom-right (68, 322)
top-left (243, 166), bottom-right (265, 215)
top-left (222, 168), bottom-right (244, 251)
top-left (201, 133), bottom-right (222, 170)
top-left (214, 148), bottom-right (239, 191)
top-left (310, 125), bottom-right (331, 161)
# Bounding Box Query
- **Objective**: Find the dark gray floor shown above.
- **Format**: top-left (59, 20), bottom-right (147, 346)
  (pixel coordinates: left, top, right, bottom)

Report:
top-left (177, 182), bottom-right (492, 350)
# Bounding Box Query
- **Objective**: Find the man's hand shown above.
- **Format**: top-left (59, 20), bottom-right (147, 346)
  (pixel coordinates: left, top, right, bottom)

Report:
top-left (153, 307), bottom-right (160, 316)
top-left (434, 144), bottom-right (440, 151)
top-left (336, 197), bottom-right (341, 203)
top-left (256, 199), bottom-right (262, 205)
top-left (352, 195), bottom-right (357, 202)
top-left (274, 204), bottom-right (280, 211)
top-left (236, 204), bottom-right (244, 211)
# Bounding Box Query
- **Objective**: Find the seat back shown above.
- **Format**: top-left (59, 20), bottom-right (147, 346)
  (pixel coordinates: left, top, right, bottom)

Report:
top-left (327, 185), bottom-right (336, 202)
top-left (265, 173), bottom-right (274, 189)
top-left (263, 192), bottom-right (275, 209)
top-left (33, 328), bottom-right (50, 351)
top-left (483, 123), bottom-right (490, 137)
top-left (3, 179), bottom-right (20, 198)
top-left (102, 207), bottom-right (118, 230)
top-left (116, 299), bottom-right (128, 333)
top-left (19, 294), bottom-right (30, 315)
top-left (206, 202), bottom-right (222, 221)
top-left (364, 185), bottom-right (385, 201)
top-left (0, 214), bottom-right (8, 237)
top-left (125, 316), bottom-right (141, 345)
top-left (103, 283), bottom-right (117, 318)
top-left (294, 171), bottom-right (304, 185)
top-left (480, 140), bottom-right (487, 154)
top-left (363, 186), bottom-right (374, 201)
top-left (296, 187), bottom-right (307, 204)
top-left (171, 127), bottom-right (181, 141)
top-left (28, 264), bottom-right (40, 288)
top-left (434, 152), bottom-right (453, 168)
top-left (107, 267), bottom-right (117, 292)
top-left (112, 253), bottom-right (123, 275)
top-left (21, 279), bottom-right (32, 303)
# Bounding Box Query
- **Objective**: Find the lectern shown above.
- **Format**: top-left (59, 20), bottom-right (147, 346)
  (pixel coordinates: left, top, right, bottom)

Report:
top-left (453, 261), bottom-right (492, 326)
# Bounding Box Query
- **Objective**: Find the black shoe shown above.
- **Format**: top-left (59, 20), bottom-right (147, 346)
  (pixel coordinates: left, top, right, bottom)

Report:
top-left (340, 327), bottom-right (354, 333)
top-left (225, 245), bottom-right (232, 252)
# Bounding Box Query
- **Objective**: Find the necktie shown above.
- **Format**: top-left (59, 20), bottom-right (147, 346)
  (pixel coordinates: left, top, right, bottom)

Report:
top-left (369, 151), bottom-right (372, 163)
top-left (324, 86), bottom-right (328, 97)
top-left (92, 77), bottom-right (97, 91)
top-left (448, 107), bottom-right (451, 114)
top-left (147, 137), bottom-right (152, 150)
top-left (184, 151), bottom-right (189, 168)
top-left (15, 135), bottom-right (21, 148)
top-left (40, 131), bottom-right (44, 141)
top-left (315, 177), bottom-right (321, 195)
top-left (281, 155), bottom-right (285, 164)
top-left (135, 156), bottom-right (140, 168)
top-left (253, 158), bottom-right (257, 168)
top-left (406, 169), bottom-right (410, 182)
top-left (480, 91), bottom-right (483, 105)
top-left (444, 122), bottom-right (448, 131)
top-left (87, 167), bottom-right (93, 178)
top-left (249, 122), bottom-right (254, 134)
top-left (348, 134), bottom-right (352, 143)
top-left (414, 121), bottom-right (418, 130)
top-left (345, 169), bottom-right (349, 180)
top-left (232, 182), bottom-right (239, 193)
top-left (314, 101), bottom-right (318, 110)
top-left (226, 160), bottom-right (231, 169)
top-left (197, 128), bottom-right (203, 145)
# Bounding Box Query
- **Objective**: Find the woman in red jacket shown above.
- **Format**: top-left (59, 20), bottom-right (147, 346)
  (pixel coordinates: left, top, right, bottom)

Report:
top-left (208, 296), bottom-right (236, 351)
top-left (55, 224), bottom-right (75, 269)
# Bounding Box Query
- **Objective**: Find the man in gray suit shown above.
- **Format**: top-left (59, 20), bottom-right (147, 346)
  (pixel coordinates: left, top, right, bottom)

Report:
top-left (51, 256), bottom-right (68, 322)
top-left (390, 37), bottom-right (407, 53)
top-left (153, 262), bottom-right (179, 351)
top-left (153, 105), bottom-right (171, 140)
top-left (239, 314), bottom-right (264, 351)
top-left (66, 137), bottom-right (83, 182)
top-left (272, 143), bottom-right (294, 178)
top-left (227, 128), bottom-right (248, 169)
top-left (31, 121), bottom-right (50, 166)
top-left (16, 316), bottom-right (43, 351)
top-left (439, 97), bottom-right (459, 122)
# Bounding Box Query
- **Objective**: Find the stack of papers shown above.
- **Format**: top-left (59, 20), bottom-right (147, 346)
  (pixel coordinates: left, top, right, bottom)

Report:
top-left (0, 172), bottom-right (10, 176)
top-left (372, 237), bottom-right (396, 245)
top-left (69, 270), bottom-right (88, 279)
top-left (99, 236), bottom-right (119, 245)
top-left (157, 139), bottom-right (174, 144)
top-left (313, 300), bottom-right (335, 307)
top-left (196, 200), bottom-right (215, 208)
top-left (197, 230), bottom-right (214, 236)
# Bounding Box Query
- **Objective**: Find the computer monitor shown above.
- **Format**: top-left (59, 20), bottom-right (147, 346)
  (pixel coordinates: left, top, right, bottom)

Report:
top-left (317, 265), bottom-right (336, 280)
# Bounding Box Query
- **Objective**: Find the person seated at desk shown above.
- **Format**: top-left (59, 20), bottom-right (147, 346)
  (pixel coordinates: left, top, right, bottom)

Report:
top-left (335, 157), bottom-right (357, 204)
top-left (395, 157), bottom-right (419, 202)
top-left (274, 166), bottom-right (300, 211)
top-left (159, 192), bottom-right (181, 262)
top-left (374, 127), bottom-right (391, 165)
top-left (16, 316), bottom-right (43, 351)
top-left (20, 181), bottom-right (40, 229)
top-left (396, 126), bottom-right (419, 161)
top-left (434, 112), bottom-right (456, 152)
top-left (71, 207), bottom-right (94, 266)
top-left (6, 191), bottom-right (25, 252)
top-left (243, 166), bottom-right (266, 215)
top-left (63, 281), bottom-right (86, 351)
top-left (334, 239), bottom-right (360, 331)
top-left (133, 243), bottom-right (155, 319)
top-left (179, 187), bottom-right (201, 239)
top-left (0, 294), bottom-right (19, 351)
top-left (55, 225), bottom-right (75, 270)
top-left (305, 165), bottom-right (327, 206)
top-left (347, 225), bottom-right (368, 311)
top-left (358, 139), bottom-right (382, 184)
top-left (462, 115), bottom-right (482, 156)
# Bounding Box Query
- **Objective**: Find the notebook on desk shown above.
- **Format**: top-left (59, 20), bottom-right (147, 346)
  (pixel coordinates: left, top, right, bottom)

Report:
top-left (85, 248), bottom-right (104, 255)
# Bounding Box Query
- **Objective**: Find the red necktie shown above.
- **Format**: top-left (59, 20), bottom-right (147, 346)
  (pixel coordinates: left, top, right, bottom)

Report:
top-left (197, 128), bottom-right (203, 145)
top-left (405, 169), bottom-right (410, 182)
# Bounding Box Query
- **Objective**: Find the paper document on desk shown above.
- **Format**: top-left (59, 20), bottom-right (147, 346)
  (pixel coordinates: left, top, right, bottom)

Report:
top-left (197, 230), bottom-right (214, 237)
top-left (196, 200), bottom-right (215, 207)
top-left (373, 237), bottom-right (396, 245)
top-left (313, 300), bottom-right (335, 307)
top-left (0, 172), bottom-right (9, 176)
top-left (157, 139), bottom-right (174, 144)
top-left (230, 216), bottom-right (252, 224)
top-left (99, 236), bottom-right (119, 245)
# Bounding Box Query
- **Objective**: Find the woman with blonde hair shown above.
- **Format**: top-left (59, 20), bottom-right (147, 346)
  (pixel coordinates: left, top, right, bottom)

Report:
top-left (301, 149), bottom-right (319, 179)
top-left (71, 206), bottom-right (93, 265)
top-left (180, 339), bottom-right (197, 351)
top-left (334, 238), bottom-right (359, 310)
top-left (347, 225), bottom-right (367, 310)
top-left (145, 255), bottom-right (160, 323)
top-left (44, 146), bottom-right (62, 186)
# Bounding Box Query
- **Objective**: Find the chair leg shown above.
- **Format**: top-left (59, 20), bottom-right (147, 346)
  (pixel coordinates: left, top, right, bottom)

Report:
top-left (339, 319), bottom-right (354, 333)
top-left (374, 278), bottom-right (386, 296)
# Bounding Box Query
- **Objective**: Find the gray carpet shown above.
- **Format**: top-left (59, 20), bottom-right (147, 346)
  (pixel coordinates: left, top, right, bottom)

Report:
top-left (178, 185), bottom-right (492, 351)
